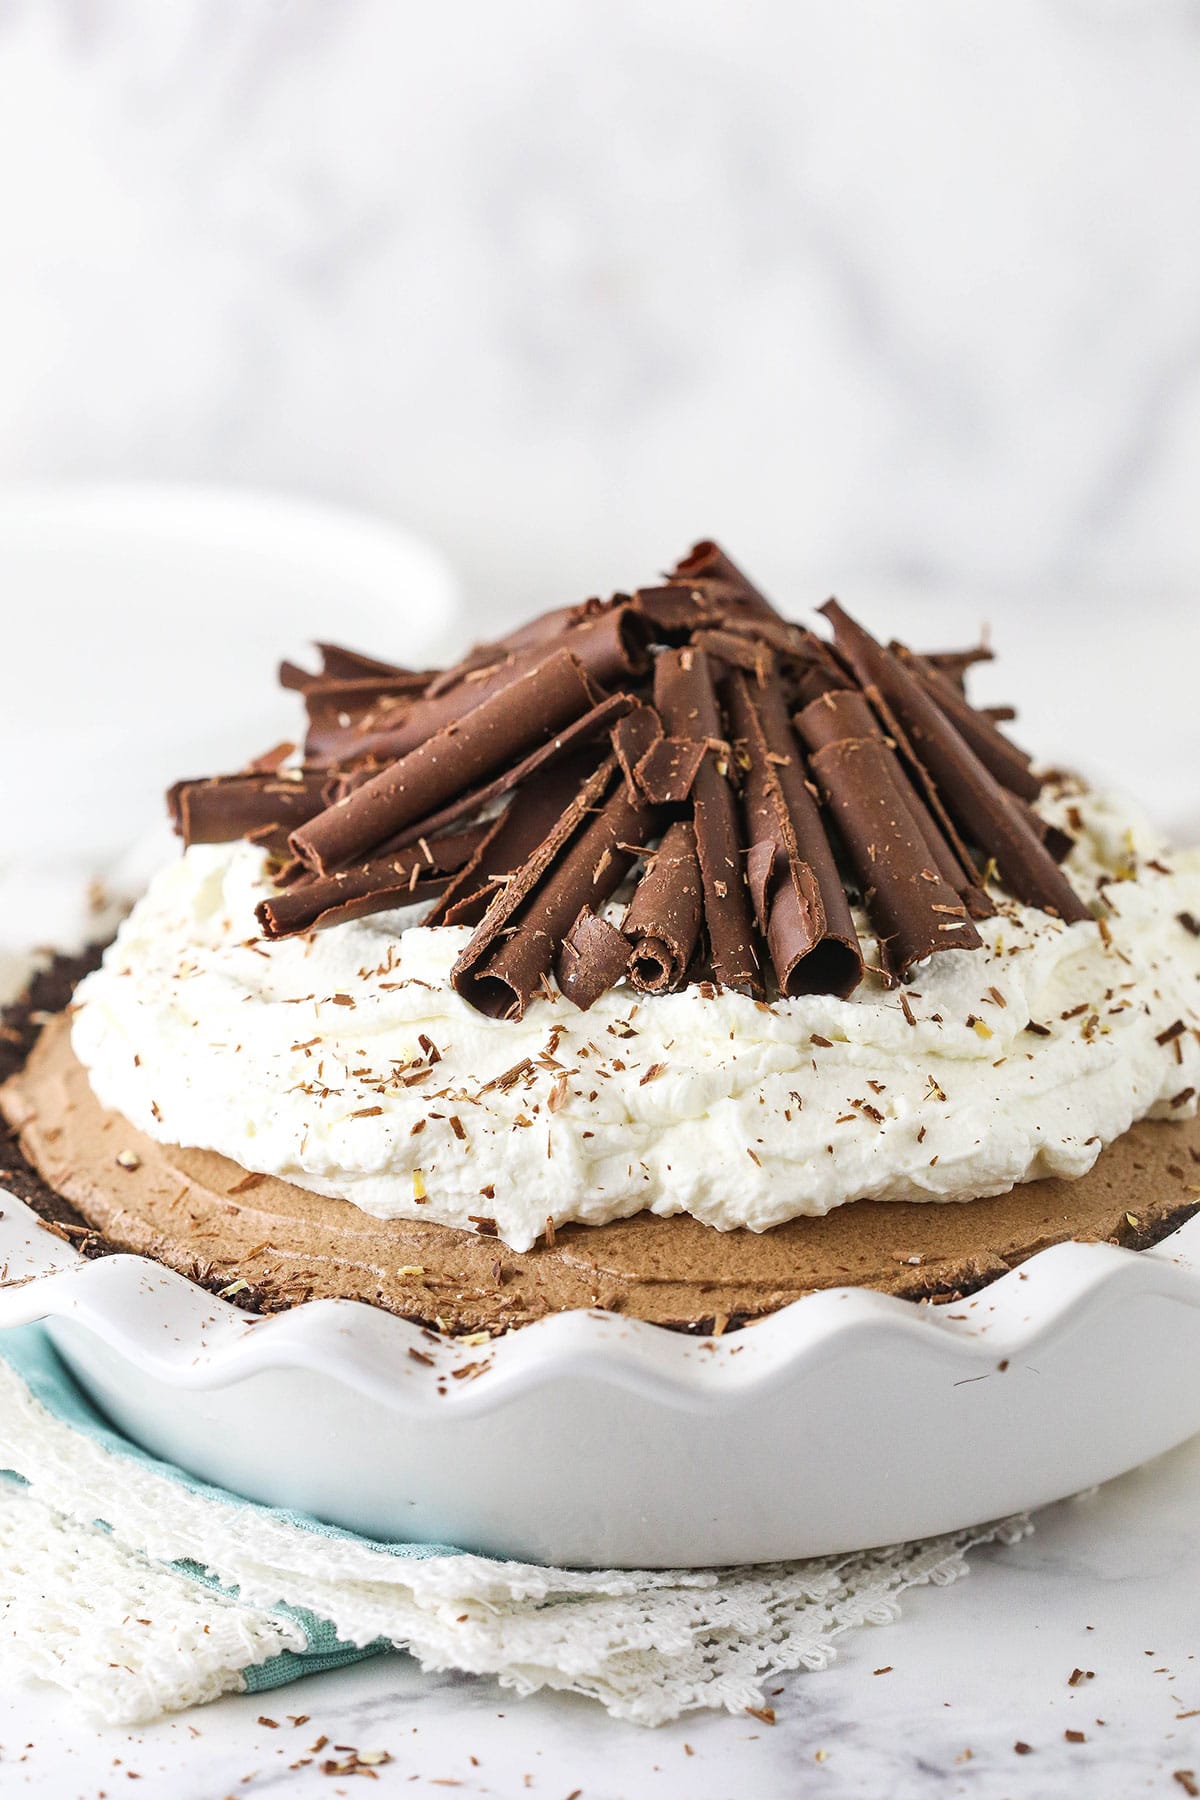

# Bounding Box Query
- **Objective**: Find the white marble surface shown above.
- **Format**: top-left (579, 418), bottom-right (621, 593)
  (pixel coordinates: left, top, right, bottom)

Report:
top-left (0, 1), bottom-right (1198, 621)
top-left (1, 1430), bottom-right (1198, 1798)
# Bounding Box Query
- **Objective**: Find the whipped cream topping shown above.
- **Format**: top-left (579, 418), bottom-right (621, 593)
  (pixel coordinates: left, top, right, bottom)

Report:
top-left (72, 783), bottom-right (1200, 1251)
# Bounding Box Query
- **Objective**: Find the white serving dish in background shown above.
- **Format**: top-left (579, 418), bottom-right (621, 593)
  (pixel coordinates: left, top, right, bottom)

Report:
top-left (1, 1193), bottom-right (1199, 1569)
top-left (0, 483), bottom-right (459, 857)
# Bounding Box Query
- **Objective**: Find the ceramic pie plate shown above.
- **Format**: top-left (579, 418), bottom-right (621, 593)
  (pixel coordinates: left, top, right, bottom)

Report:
top-left (3, 489), bottom-right (1198, 1567)
top-left (1, 1191), bottom-right (1198, 1568)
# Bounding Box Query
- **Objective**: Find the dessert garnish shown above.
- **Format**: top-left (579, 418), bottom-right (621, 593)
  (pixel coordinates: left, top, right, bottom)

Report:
top-left (168, 541), bottom-right (1089, 1018)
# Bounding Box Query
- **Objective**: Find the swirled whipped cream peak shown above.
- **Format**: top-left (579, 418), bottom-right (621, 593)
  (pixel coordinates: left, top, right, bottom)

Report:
top-left (67, 543), bottom-right (1200, 1248)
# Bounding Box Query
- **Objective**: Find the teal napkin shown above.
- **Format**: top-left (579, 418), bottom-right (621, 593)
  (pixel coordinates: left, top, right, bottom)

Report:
top-left (0, 1323), bottom-right (464, 1697)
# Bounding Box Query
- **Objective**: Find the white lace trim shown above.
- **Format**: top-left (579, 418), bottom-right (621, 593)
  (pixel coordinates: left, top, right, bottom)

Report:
top-left (0, 1357), bottom-right (1030, 1726)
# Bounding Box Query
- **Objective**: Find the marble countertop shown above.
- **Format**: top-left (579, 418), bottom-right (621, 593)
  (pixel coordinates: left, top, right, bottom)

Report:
top-left (3, 1428), bottom-right (1198, 1798)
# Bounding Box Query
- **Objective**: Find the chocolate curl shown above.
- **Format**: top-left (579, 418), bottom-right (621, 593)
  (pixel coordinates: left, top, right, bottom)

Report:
top-left (424, 751), bottom-right (607, 928)
top-left (896, 645), bottom-right (1041, 802)
top-left (244, 741), bottom-right (297, 775)
top-left (622, 820), bottom-right (703, 994)
top-left (631, 542), bottom-right (795, 641)
top-left (820, 643), bottom-right (988, 896)
top-left (299, 673), bottom-right (434, 760)
top-left (1013, 796), bottom-right (1074, 865)
top-left (799, 686), bottom-right (993, 922)
top-left (557, 907), bottom-right (632, 1011)
top-left (169, 770), bottom-right (329, 848)
top-left (821, 602), bottom-right (1090, 923)
top-left (611, 703), bottom-right (663, 798)
top-left (701, 613), bottom-right (820, 662)
top-left (484, 599), bottom-right (647, 690)
top-left (256, 826), bottom-right (487, 939)
top-left (796, 697), bottom-right (984, 979)
top-left (418, 602), bottom-right (621, 700)
top-left (630, 583), bottom-right (721, 640)
top-left (917, 642), bottom-right (993, 693)
top-left (726, 672), bottom-right (862, 1000)
top-left (329, 602), bottom-right (647, 768)
top-left (668, 540), bottom-right (781, 622)
top-left (247, 824), bottom-right (306, 862)
top-left (303, 647), bottom-right (549, 765)
top-left (430, 595), bottom-right (647, 698)
top-left (690, 628), bottom-right (776, 681)
top-left (790, 637), bottom-right (854, 711)
top-left (356, 692), bottom-right (634, 852)
top-left (453, 759), bottom-right (659, 1019)
top-left (317, 641), bottom-right (417, 681)
top-left (419, 612), bottom-right (574, 697)
top-left (605, 700), bottom-right (708, 806)
top-left (280, 642), bottom-right (420, 692)
top-left (453, 756), bottom-right (615, 1000)
top-left (654, 647), bottom-right (762, 998)
top-left (633, 737), bottom-right (708, 804)
top-left (280, 661), bottom-right (321, 692)
top-left (290, 649), bottom-right (599, 877)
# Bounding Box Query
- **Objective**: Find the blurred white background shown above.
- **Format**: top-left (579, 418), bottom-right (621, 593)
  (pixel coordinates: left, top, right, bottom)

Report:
top-left (0, 0), bottom-right (1196, 821)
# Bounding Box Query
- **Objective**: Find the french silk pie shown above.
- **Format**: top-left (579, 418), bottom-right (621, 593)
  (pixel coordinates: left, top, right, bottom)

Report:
top-left (3, 543), bottom-right (1199, 1335)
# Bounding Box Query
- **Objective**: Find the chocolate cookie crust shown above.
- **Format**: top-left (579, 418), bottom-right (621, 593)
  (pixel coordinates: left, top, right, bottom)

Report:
top-left (3, 958), bottom-right (1198, 1336)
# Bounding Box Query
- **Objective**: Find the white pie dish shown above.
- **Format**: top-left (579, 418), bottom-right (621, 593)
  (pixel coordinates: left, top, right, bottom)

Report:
top-left (1, 1190), bottom-right (1198, 1568)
